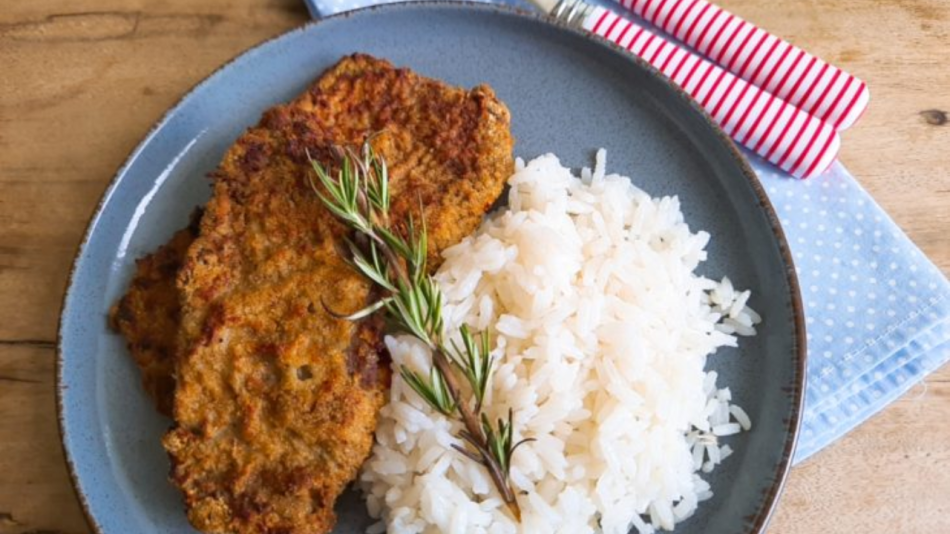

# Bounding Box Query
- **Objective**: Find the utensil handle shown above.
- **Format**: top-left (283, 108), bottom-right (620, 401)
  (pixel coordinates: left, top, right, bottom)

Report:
top-left (587, 7), bottom-right (839, 178)
top-left (611, 0), bottom-right (868, 131)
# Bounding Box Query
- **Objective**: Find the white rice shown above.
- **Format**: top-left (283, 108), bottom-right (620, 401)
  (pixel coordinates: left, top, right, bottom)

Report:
top-left (360, 151), bottom-right (760, 533)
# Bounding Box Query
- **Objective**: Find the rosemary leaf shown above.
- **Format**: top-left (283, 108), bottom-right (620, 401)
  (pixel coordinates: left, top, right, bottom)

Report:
top-left (372, 156), bottom-right (389, 212)
top-left (349, 241), bottom-right (396, 292)
top-left (375, 225), bottom-right (413, 260)
top-left (400, 366), bottom-right (456, 416)
top-left (340, 297), bottom-right (392, 321)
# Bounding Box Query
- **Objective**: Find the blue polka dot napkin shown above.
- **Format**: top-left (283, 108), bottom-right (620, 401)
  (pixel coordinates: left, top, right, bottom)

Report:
top-left (752, 160), bottom-right (950, 462)
top-left (304, 0), bottom-right (950, 464)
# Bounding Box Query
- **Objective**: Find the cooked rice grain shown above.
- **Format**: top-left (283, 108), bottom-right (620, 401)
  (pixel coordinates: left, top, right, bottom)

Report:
top-left (360, 152), bottom-right (760, 533)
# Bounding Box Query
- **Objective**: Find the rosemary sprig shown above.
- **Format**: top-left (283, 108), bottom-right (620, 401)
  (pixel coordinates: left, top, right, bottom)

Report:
top-left (309, 141), bottom-right (531, 521)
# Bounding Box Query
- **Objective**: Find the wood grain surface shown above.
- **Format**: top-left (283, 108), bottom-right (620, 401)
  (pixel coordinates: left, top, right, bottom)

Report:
top-left (0, 0), bottom-right (947, 533)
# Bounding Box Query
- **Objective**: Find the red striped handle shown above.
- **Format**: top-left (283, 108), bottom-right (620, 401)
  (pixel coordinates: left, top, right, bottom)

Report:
top-left (612, 0), bottom-right (869, 131)
top-left (586, 7), bottom-right (839, 178)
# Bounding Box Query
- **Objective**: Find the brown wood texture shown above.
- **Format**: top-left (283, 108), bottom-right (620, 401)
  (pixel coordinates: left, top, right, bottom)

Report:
top-left (0, 0), bottom-right (947, 533)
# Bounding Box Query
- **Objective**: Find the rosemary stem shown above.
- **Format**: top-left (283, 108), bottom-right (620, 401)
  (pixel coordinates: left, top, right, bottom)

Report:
top-left (431, 349), bottom-right (484, 443)
top-left (431, 347), bottom-right (521, 521)
top-left (354, 185), bottom-right (409, 286)
top-left (368, 229), bottom-right (409, 289)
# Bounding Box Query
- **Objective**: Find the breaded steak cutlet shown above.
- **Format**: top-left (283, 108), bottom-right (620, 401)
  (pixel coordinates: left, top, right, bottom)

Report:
top-left (110, 211), bottom-right (201, 416)
top-left (159, 54), bottom-right (513, 534)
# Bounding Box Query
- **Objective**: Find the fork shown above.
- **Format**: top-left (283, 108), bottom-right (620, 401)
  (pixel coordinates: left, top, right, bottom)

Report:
top-left (532, 0), bottom-right (840, 178)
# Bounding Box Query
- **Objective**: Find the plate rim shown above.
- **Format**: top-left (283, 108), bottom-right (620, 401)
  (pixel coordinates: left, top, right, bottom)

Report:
top-left (56, 3), bottom-right (807, 533)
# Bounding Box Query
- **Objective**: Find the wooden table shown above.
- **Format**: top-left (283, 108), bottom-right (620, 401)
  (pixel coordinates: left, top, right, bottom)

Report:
top-left (1, 0), bottom-right (947, 532)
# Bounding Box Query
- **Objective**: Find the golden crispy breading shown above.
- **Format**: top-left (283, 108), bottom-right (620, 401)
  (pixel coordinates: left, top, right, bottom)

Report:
top-left (110, 213), bottom-right (200, 416)
top-left (162, 54), bottom-right (513, 534)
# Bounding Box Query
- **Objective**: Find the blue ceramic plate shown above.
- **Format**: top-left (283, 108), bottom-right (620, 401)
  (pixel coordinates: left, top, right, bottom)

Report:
top-left (58, 3), bottom-right (805, 533)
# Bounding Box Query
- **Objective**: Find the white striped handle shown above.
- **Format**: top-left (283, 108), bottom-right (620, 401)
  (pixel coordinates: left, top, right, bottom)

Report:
top-left (611, 0), bottom-right (869, 131)
top-left (587, 7), bottom-right (839, 178)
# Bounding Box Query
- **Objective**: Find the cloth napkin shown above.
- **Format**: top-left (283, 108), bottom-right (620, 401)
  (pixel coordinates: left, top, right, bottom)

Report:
top-left (304, 0), bottom-right (950, 464)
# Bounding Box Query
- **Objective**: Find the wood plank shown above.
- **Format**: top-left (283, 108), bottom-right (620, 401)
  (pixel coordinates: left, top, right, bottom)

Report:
top-left (771, 365), bottom-right (950, 533)
top-left (0, 344), bottom-right (87, 534)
